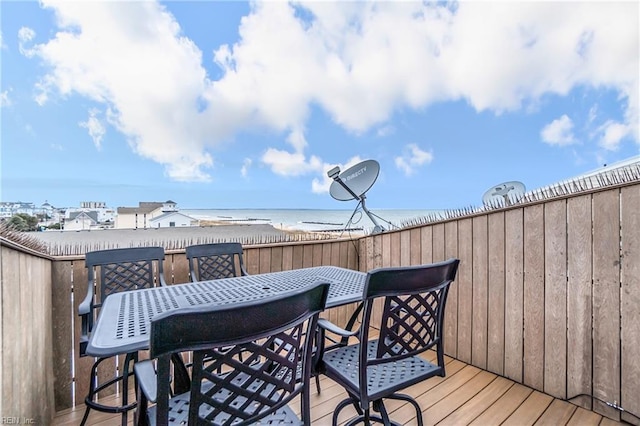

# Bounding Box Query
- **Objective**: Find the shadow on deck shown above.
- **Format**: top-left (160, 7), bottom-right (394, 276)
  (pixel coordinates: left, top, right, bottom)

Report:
top-left (53, 355), bottom-right (622, 426)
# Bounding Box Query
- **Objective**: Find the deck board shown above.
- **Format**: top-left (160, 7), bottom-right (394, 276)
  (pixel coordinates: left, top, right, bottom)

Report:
top-left (53, 356), bottom-right (624, 426)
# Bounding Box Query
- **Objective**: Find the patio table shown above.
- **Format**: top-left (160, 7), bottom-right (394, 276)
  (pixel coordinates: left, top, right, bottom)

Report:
top-left (87, 265), bottom-right (367, 358)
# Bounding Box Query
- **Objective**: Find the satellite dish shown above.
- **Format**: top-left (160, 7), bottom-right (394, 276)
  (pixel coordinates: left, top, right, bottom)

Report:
top-left (482, 181), bottom-right (526, 206)
top-left (329, 159), bottom-right (380, 201)
top-left (327, 159), bottom-right (389, 234)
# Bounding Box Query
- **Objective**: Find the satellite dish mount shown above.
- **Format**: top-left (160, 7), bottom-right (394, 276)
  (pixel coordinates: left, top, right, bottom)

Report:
top-left (328, 160), bottom-right (388, 234)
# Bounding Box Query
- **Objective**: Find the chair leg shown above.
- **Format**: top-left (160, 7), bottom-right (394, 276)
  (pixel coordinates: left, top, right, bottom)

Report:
top-left (80, 355), bottom-right (139, 426)
top-left (385, 393), bottom-right (423, 426)
top-left (333, 397), bottom-right (357, 426)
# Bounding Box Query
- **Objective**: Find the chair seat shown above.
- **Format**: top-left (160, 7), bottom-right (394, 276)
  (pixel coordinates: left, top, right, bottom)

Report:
top-left (146, 367), bottom-right (304, 425)
top-left (322, 340), bottom-right (441, 401)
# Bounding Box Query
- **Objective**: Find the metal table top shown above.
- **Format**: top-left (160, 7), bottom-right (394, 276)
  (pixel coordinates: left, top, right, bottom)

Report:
top-left (87, 266), bottom-right (367, 357)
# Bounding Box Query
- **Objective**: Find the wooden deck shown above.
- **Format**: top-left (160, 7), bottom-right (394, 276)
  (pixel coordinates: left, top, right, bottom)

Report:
top-left (53, 355), bottom-right (622, 426)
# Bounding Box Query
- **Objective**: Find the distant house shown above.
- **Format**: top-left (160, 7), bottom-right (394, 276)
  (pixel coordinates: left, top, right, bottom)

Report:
top-left (149, 211), bottom-right (199, 228)
top-left (114, 200), bottom-right (179, 229)
top-left (65, 211), bottom-right (99, 231)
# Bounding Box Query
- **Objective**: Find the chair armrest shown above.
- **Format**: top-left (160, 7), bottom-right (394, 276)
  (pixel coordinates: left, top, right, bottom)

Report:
top-left (134, 360), bottom-right (158, 403)
top-left (78, 284), bottom-right (94, 317)
top-left (240, 265), bottom-right (250, 276)
top-left (78, 285), bottom-right (95, 356)
top-left (317, 318), bottom-right (359, 339)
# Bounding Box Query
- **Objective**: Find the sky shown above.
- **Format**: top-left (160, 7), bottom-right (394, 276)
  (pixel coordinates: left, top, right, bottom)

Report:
top-left (1, 1), bottom-right (638, 210)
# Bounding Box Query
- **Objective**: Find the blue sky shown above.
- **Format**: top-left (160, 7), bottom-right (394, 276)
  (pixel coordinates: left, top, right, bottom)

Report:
top-left (1, 1), bottom-right (638, 210)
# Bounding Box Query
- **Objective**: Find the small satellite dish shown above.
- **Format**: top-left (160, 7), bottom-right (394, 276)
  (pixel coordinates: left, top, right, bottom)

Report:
top-left (330, 159), bottom-right (380, 201)
top-left (482, 181), bottom-right (526, 206)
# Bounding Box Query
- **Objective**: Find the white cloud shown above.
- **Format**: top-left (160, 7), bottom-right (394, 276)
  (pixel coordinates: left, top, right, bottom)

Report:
top-left (27, 1), bottom-right (214, 182)
top-left (541, 115), bottom-right (576, 146)
top-left (24, 1), bottom-right (639, 186)
top-left (0, 90), bottom-right (12, 107)
top-left (261, 148), bottom-right (323, 177)
top-left (18, 27), bottom-right (36, 57)
top-left (599, 121), bottom-right (631, 151)
top-left (79, 109), bottom-right (106, 149)
top-left (241, 158), bottom-right (252, 178)
top-left (395, 144), bottom-right (433, 176)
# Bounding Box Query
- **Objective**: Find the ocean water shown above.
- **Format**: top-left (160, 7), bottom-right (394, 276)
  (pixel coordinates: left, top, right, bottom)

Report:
top-left (181, 208), bottom-right (444, 233)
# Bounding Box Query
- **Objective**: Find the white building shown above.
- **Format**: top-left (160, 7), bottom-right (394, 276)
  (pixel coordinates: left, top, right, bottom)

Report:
top-left (148, 211), bottom-right (199, 228)
top-left (114, 200), bottom-right (179, 229)
top-left (64, 211), bottom-right (99, 231)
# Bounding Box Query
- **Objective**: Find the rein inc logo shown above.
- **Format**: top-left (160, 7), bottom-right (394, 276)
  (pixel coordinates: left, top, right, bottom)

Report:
top-left (0, 418), bottom-right (34, 424)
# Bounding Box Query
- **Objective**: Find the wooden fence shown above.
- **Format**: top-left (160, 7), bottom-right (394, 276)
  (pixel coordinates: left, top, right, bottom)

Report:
top-left (1, 181), bottom-right (639, 425)
top-left (358, 184), bottom-right (640, 424)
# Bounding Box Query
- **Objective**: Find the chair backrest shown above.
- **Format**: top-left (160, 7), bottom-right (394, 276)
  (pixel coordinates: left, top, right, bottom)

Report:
top-left (150, 282), bottom-right (330, 425)
top-left (85, 246), bottom-right (167, 307)
top-left (359, 258), bottom-right (459, 376)
top-left (185, 242), bottom-right (248, 281)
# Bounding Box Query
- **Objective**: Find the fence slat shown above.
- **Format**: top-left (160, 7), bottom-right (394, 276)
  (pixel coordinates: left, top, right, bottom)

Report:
top-left (621, 186), bottom-right (640, 425)
top-left (444, 222), bottom-right (458, 358)
top-left (592, 190), bottom-right (621, 421)
top-left (523, 204), bottom-right (545, 390)
top-left (456, 218), bottom-right (473, 364)
top-left (504, 208), bottom-right (524, 382)
top-left (544, 200), bottom-right (567, 399)
top-left (566, 194), bottom-right (593, 410)
top-left (472, 216), bottom-right (488, 369)
top-left (487, 212), bottom-right (505, 375)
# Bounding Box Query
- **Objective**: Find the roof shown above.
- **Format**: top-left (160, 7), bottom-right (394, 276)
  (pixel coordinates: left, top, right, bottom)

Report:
top-left (149, 211), bottom-right (197, 222)
top-left (117, 202), bottom-right (164, 214)
top-left (68, 211), bottom-right (99, 223)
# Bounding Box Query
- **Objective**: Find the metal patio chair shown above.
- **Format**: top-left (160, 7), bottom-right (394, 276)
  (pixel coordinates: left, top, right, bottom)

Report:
top-left (315, 258), bottom-right (460, 426)
top-left (133, 282), bottom-right (330, 425)
top-left (186, 242), bottom-right (249, 282)
top-left (78, 246), bottom-right (168, 426)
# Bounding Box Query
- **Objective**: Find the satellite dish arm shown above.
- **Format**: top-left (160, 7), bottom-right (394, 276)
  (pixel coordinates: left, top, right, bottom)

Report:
top-left (332, 174), bottom-right (384, 233)
top-left (332, 176), bottom-right (362, 201)
top-left (359, 196), bottom-right (384, 233)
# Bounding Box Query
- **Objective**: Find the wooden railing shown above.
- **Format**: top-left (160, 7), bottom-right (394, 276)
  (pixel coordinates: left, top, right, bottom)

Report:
top-left (0, 240), bottom-right (55, 424)
top-left (358, 184), bottom-right (640, 425)
top-left (1, 182), bottom-right (639, 425)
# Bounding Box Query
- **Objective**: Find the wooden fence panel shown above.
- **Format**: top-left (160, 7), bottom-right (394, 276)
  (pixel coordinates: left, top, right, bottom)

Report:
top-left (170, 252), bottom-right (190, 284)
top-left (544, 200), bottom-right (568, 399)
top-left (433, 223), bottom-right (445, 262)
top-left (487, 212), bottom-right (505, 375)
top-left (260, 247), bottom-right (273, 273)
top-left (2, 247), bottom-right (19, 414)
top-left (444, 221), bottom-right (458, 358)
top-left (504, 208), bottom-right (524, 382)
top-left (282, 245), bottom-right (293, 271)
top-left (472, 215), bottom-right (488, 369)
top-left (245, 247), bottom-right (259, 274)
top-left (382, 233), bottom-right (391, 268)
top-left (592, 189), bottom-right (621, 421)
top-left (566, 194), bottom-right (593, 410)
top-left (456, 218), bottom-right (473, 364)
top-left (621, 186), bottom-right (640, 425)
top-left (270, 245), bottom-right (284, 272)
top-left (390, 232), bottom-right (401, 267)
top-left (400, 230), bottom-right (411, 266)
top-left (421, 225), bottom-right (434, 264)
top-left (51, 260), bottom-right (73, 410)
top-left (410, 228), bottom-right (421, 266)
top-left (372, 234), bottom-right (383, 269)
top-left (523, 203), bottom-right (545, 391)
